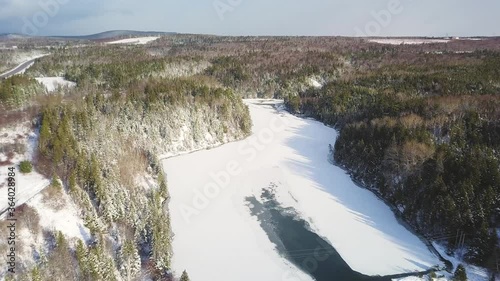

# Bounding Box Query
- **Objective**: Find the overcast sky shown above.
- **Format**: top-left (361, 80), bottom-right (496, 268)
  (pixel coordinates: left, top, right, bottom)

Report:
top-left (0, 0), bottom-right (498, 37)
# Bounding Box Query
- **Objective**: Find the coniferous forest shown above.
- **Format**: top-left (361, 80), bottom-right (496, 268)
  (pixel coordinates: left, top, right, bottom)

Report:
top-left (285, 48), bottom-right (500, 268)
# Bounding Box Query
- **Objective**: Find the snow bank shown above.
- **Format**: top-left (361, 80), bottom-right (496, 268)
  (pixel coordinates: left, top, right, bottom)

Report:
top-left (368, 38), bottom-right (450, 45)
top-left (106, 36), bottom-right (160, 45)
top-left (35, 77), bottom-right (76, 92)
top-left (163, 99), bottom-right (442, 280)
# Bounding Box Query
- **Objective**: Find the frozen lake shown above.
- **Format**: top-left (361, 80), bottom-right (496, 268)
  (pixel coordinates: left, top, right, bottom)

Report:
top-left (162, 99), bottom-right (442, 281)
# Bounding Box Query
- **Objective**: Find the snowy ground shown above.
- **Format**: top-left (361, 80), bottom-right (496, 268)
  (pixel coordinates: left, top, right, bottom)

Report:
top-left (27, 190), bottom-right (91, 243)
top-left (0, 171), bottom-right (49, 219)
top-left (394, 243), bottom-right (491, 281)
top-left (35, 77), bottom-right (76, 92)
top-left (368, 38), bottom-right (450, 45)
top-left (0, 123), bottom-right (50, 218)
top-left (430, 243), bottom-right (490, 281)
top-left (163, 99), bottom-right (442, 281)
top-left (0, 120), bottom-right (89, 279)
top-left (106, 36), bottom-right (160, 45)
top-left (308, 77), bottom-right (323, 88)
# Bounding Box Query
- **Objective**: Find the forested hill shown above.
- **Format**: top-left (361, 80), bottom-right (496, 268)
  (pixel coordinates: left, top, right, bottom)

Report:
top-left (285, 48), bottom-right (500, 268)
top-left (1, 40), bottom-right (251, 280)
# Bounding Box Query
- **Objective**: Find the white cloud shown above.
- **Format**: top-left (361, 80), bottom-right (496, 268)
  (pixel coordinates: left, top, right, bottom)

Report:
top-left (0, 0), bottom-right (40, 19)
top-left (0, 0), bottom-right (499, 36)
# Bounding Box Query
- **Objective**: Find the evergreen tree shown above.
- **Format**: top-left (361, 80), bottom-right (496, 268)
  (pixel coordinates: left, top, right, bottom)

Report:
top-left (31, 266), bottom-right (42, 281)
top-left (76, 239), bottom-right (88, 274)
top-left (157, 172), bottom-right (169, 199)
top-left (453, 264), bottom-right (468, 281)
top-left (51, 175), bottom-right (62, 190)
top-left (180, 270), bottom-right (190, 281)
top-left (426, 270), bottom-right (437, 281)
top-left (19, 160), bottom-right (33, 173)
top-left (119, 240), bottom-right (141, 281)
top-left (38, 112), bottom-right (51, 155)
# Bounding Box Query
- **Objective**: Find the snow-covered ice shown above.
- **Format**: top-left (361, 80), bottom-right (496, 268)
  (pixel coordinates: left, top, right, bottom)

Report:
top-left (35, 77), bottom-right (76, 92)
top-left (106, 36), bottom-right (160, 45)
top-left (163, 99), bottom-right (442, 280)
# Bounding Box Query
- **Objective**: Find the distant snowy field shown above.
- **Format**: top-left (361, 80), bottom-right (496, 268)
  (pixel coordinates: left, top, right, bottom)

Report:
top-left (35, 77), bottom-right (76, 92)
top-left (368, 38), bottom-right (450, 45)
top-left (163, 99), bottom-right (442, 280)
top-left (106, 36), bottom-right (159, 45)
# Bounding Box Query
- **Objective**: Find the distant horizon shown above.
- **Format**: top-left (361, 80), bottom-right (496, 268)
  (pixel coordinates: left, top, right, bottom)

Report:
top-left (1, 29), bottom-right (498, 39)
top-left (0, 1), bottom-right (498, 38)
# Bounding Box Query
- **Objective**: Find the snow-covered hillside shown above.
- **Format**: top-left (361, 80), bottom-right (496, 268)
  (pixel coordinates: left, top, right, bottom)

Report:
top-left (106, 36), bottom-right (159, 45)
top-left (0, 122), bottom-right (76, 279)
top-left (163, 99), bottom-right (443, 281)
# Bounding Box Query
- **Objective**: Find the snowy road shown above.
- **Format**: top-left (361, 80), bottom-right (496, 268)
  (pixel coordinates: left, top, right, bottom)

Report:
top-left (0, 54), bottom-right (48, 79)
top-left (163, 99), bottom-right (442, 281)
top-left (0, 59), bottom-right (37, 79)
top-left (0, 173), bottom-right (50, 219)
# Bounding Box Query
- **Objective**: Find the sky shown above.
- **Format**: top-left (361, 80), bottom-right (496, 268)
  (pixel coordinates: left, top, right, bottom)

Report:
top-left (0, 0), bottom-right (498, 37)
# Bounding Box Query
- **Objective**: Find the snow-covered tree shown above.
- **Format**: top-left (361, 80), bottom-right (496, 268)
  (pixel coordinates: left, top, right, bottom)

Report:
top-left (180, 270), bottom-right (190, 281)
top-left (119, 240), bottom-right (141, 281)
top-left (76, 240), bottom-right (88, 274)
top-left (31, 266), bottom-right (42, 281)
